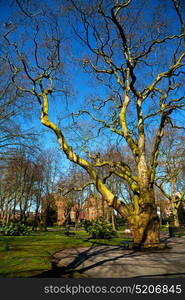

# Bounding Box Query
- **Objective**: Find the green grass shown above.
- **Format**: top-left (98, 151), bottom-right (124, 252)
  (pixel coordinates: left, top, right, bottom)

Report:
top-left (0, 229), bottom-right (129, 278)
top-left (2, 226), bottom-right (181, 278)
top-left (160, 225), bottom-right (169, 232)
top-left (0, 231), bottom-right (88, 278)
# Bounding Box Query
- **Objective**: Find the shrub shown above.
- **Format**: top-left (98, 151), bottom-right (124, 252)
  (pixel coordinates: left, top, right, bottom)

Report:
top-left (83, 217), bottom-right (117, 239)
top-left (0, 222), bottom-right (31, 236)
top-left (80, 219), bottom-right (92, 231)
top-left (115, 216), bottom-right (126, 229)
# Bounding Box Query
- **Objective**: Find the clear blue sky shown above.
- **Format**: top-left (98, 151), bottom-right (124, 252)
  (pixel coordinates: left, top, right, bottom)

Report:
top-left (0, 0), bottom-right (184, 172)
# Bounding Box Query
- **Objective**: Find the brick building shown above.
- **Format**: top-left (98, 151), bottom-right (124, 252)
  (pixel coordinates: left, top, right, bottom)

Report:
top-left (53, 193), bottom-right (113, 225)
top-left (83, 194), bottom-right (113, 221)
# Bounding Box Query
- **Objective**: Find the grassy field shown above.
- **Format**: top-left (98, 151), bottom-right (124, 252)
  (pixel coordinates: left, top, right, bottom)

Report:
top-left (0, 229), bottom-right (129, 278)
top-left (1, 226), bottom-right (184, 278)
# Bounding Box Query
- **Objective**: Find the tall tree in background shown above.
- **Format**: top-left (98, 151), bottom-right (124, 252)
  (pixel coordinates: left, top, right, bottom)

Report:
top-left (0, 53), bottom-right (38, 158)
top-left (39, 149), bottom-right (62, 227)
top-left (156, 128), bottom-right (185, 227)
top-left (0, 60), bottom-right (22, 157)
top-left (2, 0), bottom-right (185, 247)
top-left (0, 147), bottom-right (40, 224)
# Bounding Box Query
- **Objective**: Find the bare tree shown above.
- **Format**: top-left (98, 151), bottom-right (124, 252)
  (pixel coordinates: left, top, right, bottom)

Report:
top-left (156, 128), bottom-right (185, 227)
top-left (2, 0), bottom-right (185, 247)
top-left (38, 149), bottom-right (63, 227)
top-left (0, 146), bottom-right (41, 224)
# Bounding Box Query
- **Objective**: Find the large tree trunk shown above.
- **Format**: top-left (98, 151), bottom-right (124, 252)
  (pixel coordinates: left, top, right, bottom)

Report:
top-left (171, 203), bottom-right (180, 227)
top-left (170, 180), bottom-right (180, 227)
top-left (127, 156), bottom-right (160, 248)
top-left (128, 204), bottom-right (160, 247)
top-left (94, 163), bottom-right (160, 248)
top-left (111, 210), bottom-right (116, 231)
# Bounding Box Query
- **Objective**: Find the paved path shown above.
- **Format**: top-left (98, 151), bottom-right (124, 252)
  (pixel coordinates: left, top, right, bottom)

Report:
top-left (52, 237), bottom-right (185, 278)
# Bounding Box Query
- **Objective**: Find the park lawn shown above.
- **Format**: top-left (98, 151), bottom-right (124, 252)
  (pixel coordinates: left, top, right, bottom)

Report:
top-left (0, 230), bottom-right (129, 278)
top-left (0, 231), bottom-right (90, 278)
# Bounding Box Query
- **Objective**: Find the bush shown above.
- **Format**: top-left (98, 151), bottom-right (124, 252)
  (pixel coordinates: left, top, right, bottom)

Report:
top-left (80, 219), bottom-right (92, 231)
top-left (0, 222), bottom-right (31, 236)
top-left (115, 216), bottom-right (126, 229)
top-left (83, 217), bottom-right (117, 239)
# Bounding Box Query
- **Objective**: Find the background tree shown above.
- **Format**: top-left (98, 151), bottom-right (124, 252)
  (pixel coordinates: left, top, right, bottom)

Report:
top-left (0, 146), bottom-right (41, 224)
top-left (57, 164), bottom-right (91, 226)
top-left (156, 128), bottom-right (185, 227)
top-left (39, 149), bottom-right (63, 227)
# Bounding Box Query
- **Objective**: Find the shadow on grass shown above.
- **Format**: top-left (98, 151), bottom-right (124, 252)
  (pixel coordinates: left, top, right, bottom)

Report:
top-left (3, 234), bottom-right (183, 278)
top-left (31, 236), bottom-right (185, 278)
top-left (32, 243), bottom-right (136, 278)
top-left (31, 238), bottom-right (171, 278)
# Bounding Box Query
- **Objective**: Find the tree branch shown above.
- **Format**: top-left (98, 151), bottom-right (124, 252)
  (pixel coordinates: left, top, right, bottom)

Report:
top-left (142, 51), bottom-right (185, 99)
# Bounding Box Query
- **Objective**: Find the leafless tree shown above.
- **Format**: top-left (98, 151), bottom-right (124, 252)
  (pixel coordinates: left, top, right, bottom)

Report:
top-left (2, 0), bottom-right (185, 247)
top-left (156, 128), bottom-right (185, 226)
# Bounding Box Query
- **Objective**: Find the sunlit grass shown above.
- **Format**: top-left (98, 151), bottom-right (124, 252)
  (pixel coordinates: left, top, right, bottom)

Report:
top-left (1, 226), bottom-right (181, 278)
top-left (0, 229), bottom-right (130, 278)
top-left (0, 231), bottom-right (88, 277)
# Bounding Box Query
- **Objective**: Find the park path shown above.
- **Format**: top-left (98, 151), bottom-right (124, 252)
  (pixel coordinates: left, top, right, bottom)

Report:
top-left (52, 236), bottom-right (185, 278)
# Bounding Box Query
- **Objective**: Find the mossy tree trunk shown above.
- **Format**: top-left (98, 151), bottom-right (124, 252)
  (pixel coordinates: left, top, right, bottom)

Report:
top-left (171, 180), bottom-right (180, 227)
top-left (128, 203), bottom-right (160, 246)
top-left (171, 202), bottom-right (180, 227)
top-left (136, 159), bottom-right (160, 245)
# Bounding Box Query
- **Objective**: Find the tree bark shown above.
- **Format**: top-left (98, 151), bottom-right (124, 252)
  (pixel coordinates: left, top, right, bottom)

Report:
top-left (99, 182), bottom-right (160, 247)
top-left (127, 156), bottom-right (160, 248)
top-left (128, 203), bottom-right (160, 247)
top-left (171, 179), bottom-right (180, 227)
top-left (173, 209), bottom-right (180, 227)
top-left (171, 202), bottom-right (180, 227)
top-left (111, 210), bottom-right (116, 230)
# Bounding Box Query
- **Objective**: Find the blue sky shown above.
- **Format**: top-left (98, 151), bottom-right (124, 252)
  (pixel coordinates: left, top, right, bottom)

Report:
top-left (0, 0), bottom-right (184, 174)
